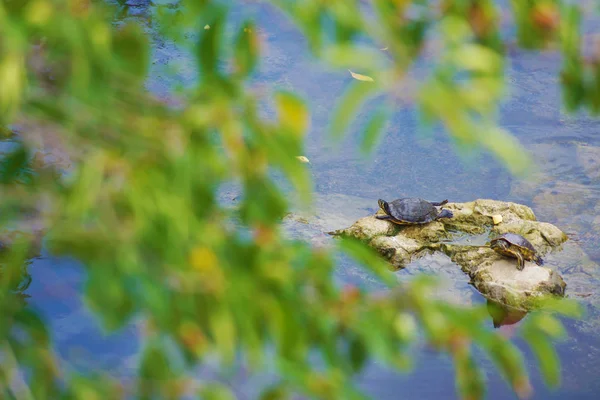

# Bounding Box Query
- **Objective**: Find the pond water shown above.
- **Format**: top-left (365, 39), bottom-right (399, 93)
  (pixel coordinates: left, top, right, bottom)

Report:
top-left (18, 1), bottom-right (600, 399)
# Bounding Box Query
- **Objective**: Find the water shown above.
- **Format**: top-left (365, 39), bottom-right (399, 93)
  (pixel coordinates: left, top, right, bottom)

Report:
top-left (17, 1), bottom-right (600, 399)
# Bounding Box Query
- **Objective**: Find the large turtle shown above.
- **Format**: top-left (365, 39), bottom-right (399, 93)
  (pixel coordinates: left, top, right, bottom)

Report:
top-left (490, 233), bottom-right (544, 270)
top-left (376, 198), bottom-right (453, 225)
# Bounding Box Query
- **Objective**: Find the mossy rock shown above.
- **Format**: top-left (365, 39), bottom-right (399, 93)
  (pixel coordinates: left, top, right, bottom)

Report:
top-left (329, 199), bottom-right (568, 310)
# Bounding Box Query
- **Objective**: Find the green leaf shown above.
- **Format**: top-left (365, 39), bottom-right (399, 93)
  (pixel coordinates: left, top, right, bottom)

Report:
top-left (321, 44), bottom-right (387, 71)
top-left (138, 340), bottom-right (175, 397)
top-left (113, 21), bottom-right (149, 79)
top-left (197, 6), bottom-right (228, 79)
top-left (360, 107), bottom-right (388, 155)
top-left (535, 297), bottom-right (584, 318)
top-left (199, 383), bottom-right (237, 400)
top-left (348, 335), bottom-right (368, 373)
top-left (210, 305), bottom-right (237, 365)
top-left (330, 81), bottom-right (380, 142)
top-left (529, 314), bottom-right (566, 339)
top-left (259, 383), bottom-right (288, 400)
top-left (452, 44), bottom-right (502, 74)
top-left (454, 350), bottom-right (485, 400)
top-left (234, 20), bottom-right (259, 77)
top-left (480, 126), bottom-right (532, 176)
top-left (524, 332), bottom-right (561, 387)
top-left (483, 334), bottom-right (528, 389)
top-left (274, 91), bottom-right (310, 138)
top-left (337, 237), bottom-right (395, 286)
top-left (0, 144), bottom-right (33, 185)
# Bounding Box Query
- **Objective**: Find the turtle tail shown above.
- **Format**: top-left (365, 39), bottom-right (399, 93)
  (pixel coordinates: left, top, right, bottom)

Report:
top-left (534, 255), bottom-right (544, 266)
top-left (432, 199), bottom-right (449, 206)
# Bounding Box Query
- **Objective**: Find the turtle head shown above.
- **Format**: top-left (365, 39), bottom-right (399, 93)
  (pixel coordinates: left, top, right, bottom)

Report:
top-left (438, 209), bottom-right (453, 219)
top-left (378, 199), bottom-right (390, 215)
top-left (490, 239), bottom-right (509, 251)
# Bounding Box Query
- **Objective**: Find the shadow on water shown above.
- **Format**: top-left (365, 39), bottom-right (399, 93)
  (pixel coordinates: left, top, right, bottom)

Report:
top-left (9, 1), bottom-right (600, 399)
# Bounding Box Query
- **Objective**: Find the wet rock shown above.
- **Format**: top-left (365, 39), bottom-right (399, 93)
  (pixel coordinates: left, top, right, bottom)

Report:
top-left (329, 199), bottom-right (568, 309)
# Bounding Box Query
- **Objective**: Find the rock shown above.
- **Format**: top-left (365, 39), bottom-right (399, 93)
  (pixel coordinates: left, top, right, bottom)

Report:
top-left (329, 215), bottom-right (399, 241)
top-left (329, 199), bottom-right (568, 310)
top-left (469, 257), bottom-right (565, 309)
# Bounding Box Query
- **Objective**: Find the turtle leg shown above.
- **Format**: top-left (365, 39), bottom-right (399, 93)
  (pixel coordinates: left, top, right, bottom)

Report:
top-left (516, 253), bottom-right (525, 271)
top-left (431, 199), bottom-right (449, 206)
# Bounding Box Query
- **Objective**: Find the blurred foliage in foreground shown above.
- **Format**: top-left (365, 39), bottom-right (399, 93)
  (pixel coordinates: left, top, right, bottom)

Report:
top-left (0, 0), bottom-right (593, 399)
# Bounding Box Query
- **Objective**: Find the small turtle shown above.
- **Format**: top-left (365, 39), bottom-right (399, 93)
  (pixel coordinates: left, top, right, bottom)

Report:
top-left (490, 233), bottom-right (544, 271)
top-left (376, 198), bottom-right (453, 225)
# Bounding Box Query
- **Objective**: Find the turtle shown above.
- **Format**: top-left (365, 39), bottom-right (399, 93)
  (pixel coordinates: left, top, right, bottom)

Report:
top-left (490, 233), bottom-right (544, 271)
top-left (376, 198), bottom-right (453, 225)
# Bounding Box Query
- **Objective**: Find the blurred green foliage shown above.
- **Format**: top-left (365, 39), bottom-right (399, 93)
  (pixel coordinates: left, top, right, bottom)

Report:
top-left (0, 0), bottom-right (592, 399)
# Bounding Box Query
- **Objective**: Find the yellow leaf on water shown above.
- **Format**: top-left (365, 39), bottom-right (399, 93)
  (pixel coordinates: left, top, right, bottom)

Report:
top-left (380, 47), bottom-right (388, 51)
top-left (296, 156), bottom-right (310, 163)
top-left (204, 24), bottom-right (210, 30)
top-left (348, 69), bottom-right (374, 82)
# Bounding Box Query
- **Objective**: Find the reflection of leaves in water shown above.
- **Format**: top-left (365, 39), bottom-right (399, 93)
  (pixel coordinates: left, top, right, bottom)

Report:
top-left (487, 299), bottom-right (528, 328)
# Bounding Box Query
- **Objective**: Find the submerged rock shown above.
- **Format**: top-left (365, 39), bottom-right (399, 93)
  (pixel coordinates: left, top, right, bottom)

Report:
top-left (329, 199), bottom-right (568, 310)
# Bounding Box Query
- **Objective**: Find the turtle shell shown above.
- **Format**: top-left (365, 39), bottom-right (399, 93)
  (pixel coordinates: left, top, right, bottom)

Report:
top-left (490, 233), bottom-right (545, 269)
top-left (385, 198), bottom-right (440, 224)
top-left (491, 233), bottom-right (537, 257)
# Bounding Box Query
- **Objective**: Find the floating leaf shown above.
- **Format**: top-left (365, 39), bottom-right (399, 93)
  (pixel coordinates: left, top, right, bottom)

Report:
top-left (348, 69), bottom-right (374, 82)
top-left (295, 156), bottom-right (310, 163)
top-left (204, 24), bottom-right (210, 29)
top-left (380, 47), bottom-right (388, 50)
